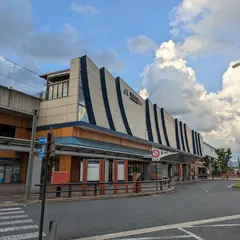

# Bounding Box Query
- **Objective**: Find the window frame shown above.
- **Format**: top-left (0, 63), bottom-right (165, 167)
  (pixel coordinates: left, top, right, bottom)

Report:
top-left (47, 80), bottom-right (69, 100)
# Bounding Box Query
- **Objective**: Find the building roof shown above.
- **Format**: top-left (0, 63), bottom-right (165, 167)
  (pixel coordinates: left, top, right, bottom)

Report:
top-left (39, 69), bottom-right (70, 79)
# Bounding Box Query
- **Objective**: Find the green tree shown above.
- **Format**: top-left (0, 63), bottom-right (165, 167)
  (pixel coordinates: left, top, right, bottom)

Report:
top-left (215, 148), bottom-right (232, 180)
top-left (203, 156), bottom-right (211, 168)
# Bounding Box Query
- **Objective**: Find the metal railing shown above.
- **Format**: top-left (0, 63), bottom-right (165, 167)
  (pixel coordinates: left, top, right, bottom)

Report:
top-left (35, 179), bottom-right (172, 199)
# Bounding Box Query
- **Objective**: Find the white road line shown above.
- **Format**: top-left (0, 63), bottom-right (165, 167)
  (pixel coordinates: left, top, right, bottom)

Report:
top-left (0, 219), bottom-right (33, 226)
top-left (0, 232), bottom-right (43, 240)
top-left (0, 208), bottom-right (21, 212)
top-left (178, 228), bottom-right (204, 240)
top-left (0, 215), bottom-right (29, 220)
top-left (75, 214), bottom-right (240, 240)
top-left (188, 223), bottom-right (240, 228)
top-left (228, 184), bottom-right (235, 188)
top-left (0, 224), bottom-right (38, 233)
top-left (119, 236), bottom-right (191, 239)
top-left (0, 211), bottom-right (24, 216)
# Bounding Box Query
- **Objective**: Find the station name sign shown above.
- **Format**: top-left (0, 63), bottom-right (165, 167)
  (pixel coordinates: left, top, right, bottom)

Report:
top-left (123, 88), bottom-right (142, 106)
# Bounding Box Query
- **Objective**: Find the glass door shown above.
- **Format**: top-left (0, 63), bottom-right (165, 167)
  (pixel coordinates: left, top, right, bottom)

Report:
top-left (4, 165), bottom-right (13, 183)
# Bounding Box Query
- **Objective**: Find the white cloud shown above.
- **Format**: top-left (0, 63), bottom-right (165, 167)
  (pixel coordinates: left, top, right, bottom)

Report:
top-left (139, 89), bottom-right (149, 100)
top-left (127, 35), bottom-right (158, 54)
top-left (70, 3), bottom-right (98, 14)
top-left (170, 0), bottom-right (240, 56)
top-left (141, 40), bottom-right (240, 151)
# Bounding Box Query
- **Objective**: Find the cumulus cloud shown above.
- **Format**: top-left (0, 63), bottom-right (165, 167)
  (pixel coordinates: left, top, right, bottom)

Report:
top-left (141, 40), bottom-right (240, 151)
top-left (139, 89), bottom-right (149, 100)
top-left (70, 3), bottom-right (99, 15)
top-left (127, 35), bottom-right (158, 54)
top-left (170, 0), bottom-right (240, 56)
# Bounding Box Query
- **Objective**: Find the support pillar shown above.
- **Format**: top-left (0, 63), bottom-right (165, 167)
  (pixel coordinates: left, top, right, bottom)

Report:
top-left (81, 159), bottom-right (88, 196)
top-left (113, 160), bottom-right (118, 194)
top-left (124, 160), bottom-right (128, 193)
top-left (178, 164), bottom-right (182, 181)
top-left (99, 160), bottom-right (106, 195)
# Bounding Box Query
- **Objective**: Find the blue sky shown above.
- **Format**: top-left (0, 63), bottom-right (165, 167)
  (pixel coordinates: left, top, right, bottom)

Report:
top-left (31, 0), bottom-right (177, 89)
top-left (28, 0), bottom-right (231, 93)
top-left (1, 0), bottom-right (227, 93)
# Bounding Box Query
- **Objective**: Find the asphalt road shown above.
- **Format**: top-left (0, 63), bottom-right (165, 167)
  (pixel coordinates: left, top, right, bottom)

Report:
top-left (5, 180), bottom-right (240, 239)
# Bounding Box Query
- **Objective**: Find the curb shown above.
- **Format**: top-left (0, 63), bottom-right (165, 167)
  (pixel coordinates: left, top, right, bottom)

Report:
top-left (174, 180), bottom-right (200, 185)
top-left (0, 187), bottom-right (175, 206)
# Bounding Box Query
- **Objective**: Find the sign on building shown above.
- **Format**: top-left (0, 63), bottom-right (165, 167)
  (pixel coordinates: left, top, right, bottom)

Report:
top-left (152, 148), bottom-right (161, 161)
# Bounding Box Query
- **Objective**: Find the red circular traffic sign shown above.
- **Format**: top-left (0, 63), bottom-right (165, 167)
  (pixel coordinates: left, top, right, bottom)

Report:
top-left (152, 149), bottom-right (160, 158)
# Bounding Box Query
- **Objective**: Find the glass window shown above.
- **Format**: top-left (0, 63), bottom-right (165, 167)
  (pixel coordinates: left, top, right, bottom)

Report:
top-left (53, 84), bottom-right (58, 99)
top-left (58, 83), bottom-right (63, 98)
top-left (48, 85), bottom-right (53, 100)
top-left (78, 105), bottom-right (89, 122)
top-left (63, 82), bottom-right (68, 97)
top-left (79, 88), bottom-right (85, 106)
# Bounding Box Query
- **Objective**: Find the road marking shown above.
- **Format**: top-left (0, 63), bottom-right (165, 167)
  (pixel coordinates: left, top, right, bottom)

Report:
top-left (228, 184), bottom-right (235, 188)
top-left (0, 215), bottom-right (29, 220)
top-left (178, 228), bottom-right (204, 240)
top-left (188, 223), bottom-right (240, 228)
top-left (0, 208), bottom-right (21, 212)
top-left (75, 214), bottom-right (240, 240)
top-left (0, 232), bottom-right (41, 240)
top-left (0, 211), bottom-right (24, 216)
top-left (0, 219), bottom-right (33, 226)
top-left (0, 225), bottom-right (38, 233)
top-left (119, 236), bottom-right (191, 239)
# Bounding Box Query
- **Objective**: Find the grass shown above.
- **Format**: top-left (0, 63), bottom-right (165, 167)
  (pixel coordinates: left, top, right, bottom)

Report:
top-left (232, 182), bottom-right (240, 189)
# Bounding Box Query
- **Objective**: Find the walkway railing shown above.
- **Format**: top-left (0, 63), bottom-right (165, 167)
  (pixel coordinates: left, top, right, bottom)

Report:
top-left (35, 179), bottom-right (171, 199)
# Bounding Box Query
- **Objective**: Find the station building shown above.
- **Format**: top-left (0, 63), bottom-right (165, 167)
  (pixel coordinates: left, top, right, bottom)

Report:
top-left (0, 55), bottom-right (216, 187)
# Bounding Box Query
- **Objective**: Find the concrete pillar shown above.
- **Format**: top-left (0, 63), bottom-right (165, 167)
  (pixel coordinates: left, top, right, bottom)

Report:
top-left (30, 155), bottom-right (42, 193)
top-left (113, 160), bottom-right (118, 194)
top-left (124, 160), bottom-right (128, 193)
top-left (81, 159), bottom-right (88, 196)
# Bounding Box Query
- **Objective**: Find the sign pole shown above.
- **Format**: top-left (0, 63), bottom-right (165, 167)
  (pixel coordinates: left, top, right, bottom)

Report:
top-left (39, 129), bottom-right (55, 240)
top-left (155, 162), bottom-right (157, 189)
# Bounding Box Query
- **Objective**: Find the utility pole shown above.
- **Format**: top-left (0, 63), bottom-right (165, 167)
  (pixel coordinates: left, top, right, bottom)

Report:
top-left (24, 109), bottom-right (38, 200)
top-left (238, 157), bottom-right (240, 169)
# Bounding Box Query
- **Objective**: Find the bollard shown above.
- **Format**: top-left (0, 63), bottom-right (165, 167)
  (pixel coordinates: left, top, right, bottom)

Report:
top-left (68, 185), bottom-right (72, 198)
top-left (94, 184), bottom-right (97, 196)
top-left (56, 186), bottom-right (61, 197)
top-left (168, 179), bottom-right (171, 188)
top-left (49, 217), bottom-right (59, 240)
